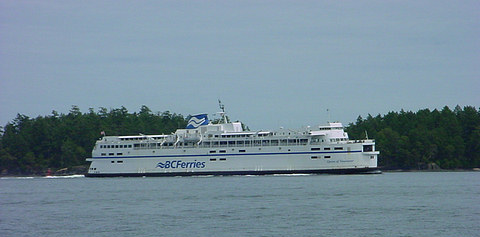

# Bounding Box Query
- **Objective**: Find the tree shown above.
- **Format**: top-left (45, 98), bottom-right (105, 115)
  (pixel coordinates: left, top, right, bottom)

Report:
top-left (0, 105), bottom-right (188, 175)
top-left (347, 106), bottom-right (480, 170)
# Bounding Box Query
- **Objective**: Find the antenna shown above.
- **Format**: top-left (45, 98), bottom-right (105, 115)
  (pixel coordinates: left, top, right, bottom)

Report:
top-left (218, 99), bottom-right (227, 123)
top-left (218, 99), bottom-right (225, 113)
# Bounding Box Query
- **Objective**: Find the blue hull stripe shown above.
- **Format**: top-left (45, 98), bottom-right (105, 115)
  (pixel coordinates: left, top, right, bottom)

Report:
top-left (90, 150), bottom-right (363, 159)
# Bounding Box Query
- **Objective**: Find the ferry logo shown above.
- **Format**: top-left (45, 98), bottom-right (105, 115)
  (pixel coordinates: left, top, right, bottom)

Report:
top-left (156, 160), bottom-right (206, 169)
top-left (186, 114), bottom-right (209, 129)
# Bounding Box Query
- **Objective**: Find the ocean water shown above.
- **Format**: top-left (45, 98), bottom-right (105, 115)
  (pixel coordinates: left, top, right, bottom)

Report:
top-left (1, 172), bottom-right (479, 237)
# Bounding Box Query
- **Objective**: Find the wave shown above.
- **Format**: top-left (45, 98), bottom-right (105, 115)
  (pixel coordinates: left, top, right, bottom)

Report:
top-left (0, 176), bottom-right (35, 180)
top-left (44, 175), bottom-right (85, 179)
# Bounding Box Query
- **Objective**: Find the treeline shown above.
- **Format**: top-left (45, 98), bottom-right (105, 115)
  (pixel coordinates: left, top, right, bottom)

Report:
top-left (0, 106), bottom-right (187, 175)
top-left (346, 106), bottom-right (480, 170)
top-left (1, 105), bottom-right (479, 175)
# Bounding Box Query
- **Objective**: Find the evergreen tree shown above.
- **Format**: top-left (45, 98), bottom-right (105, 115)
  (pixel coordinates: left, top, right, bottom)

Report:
top-left (0, 106), bottom-right (188, 175)
top-left (346, 106), bottom-right (480, 170)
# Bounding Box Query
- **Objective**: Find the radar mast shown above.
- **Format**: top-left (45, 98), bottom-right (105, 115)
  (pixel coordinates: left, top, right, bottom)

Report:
top-left (218, 100), bottom-right (228, 123)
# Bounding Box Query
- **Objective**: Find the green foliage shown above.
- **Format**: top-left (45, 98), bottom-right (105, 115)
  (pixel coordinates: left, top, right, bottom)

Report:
top-left (0, 105), bottom-right (187, 175)
top-left (346, 106), bottom-right (480, 170)
top-left (1, 105), bottom-right (478, 174)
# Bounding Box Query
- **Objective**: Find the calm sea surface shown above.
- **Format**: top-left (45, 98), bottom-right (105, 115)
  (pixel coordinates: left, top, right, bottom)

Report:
top-left (1, 172), bottom-right (479, 237)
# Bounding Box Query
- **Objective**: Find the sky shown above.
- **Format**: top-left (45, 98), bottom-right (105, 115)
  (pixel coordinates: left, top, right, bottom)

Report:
top-left (1, 0), bottom-right (479, 130)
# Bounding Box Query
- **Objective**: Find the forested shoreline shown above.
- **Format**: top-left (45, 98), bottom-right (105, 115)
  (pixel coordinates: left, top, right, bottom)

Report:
top-left (0, 106), bottom-right (187, 175)
top-left (346, 106), bottom-right (480, 170)
top-left (1, 105), bottom-right (479, 175)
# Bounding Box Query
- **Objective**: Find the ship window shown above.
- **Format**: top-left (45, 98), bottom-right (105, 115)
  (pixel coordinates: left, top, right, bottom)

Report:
top-left (334, 147), bottom-right (343, 150)
top-left (210, 158), bottom-right (216, 161)
top-left (239, 150), bottom-right (246, 152)
top-left (101, 153), bottom-right (106, 156)
top-left (209, 150), bottom-right (216, 153)
top-left (324, 156), bottom-right (331, 158)
top-left (115, 145), bottom-right (119, 148)
top-left (219, 158), bottom-right (227, 161)
top-left (109, 153), bottom-right (114, 156)
top-left (117, 153), bottom-right (123, 156)
top-left (324, 147), bottom-right (331, 150)
top-left (117, 160), bottom-right (123, 163)
top-left (311, 148), bottom-right (320, 151)
top-left (111, 161), bottom-right (114, 163)
top-left (219, 150), bottom-right (226, 153)
top-left (311, 156), bottom-right (318, 159)
top-left (363, 145), bottom-right (373, 152)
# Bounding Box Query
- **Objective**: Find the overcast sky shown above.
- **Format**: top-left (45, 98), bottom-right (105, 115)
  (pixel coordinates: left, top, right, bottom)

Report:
top-left (1, 0), bottom-right (479, 130)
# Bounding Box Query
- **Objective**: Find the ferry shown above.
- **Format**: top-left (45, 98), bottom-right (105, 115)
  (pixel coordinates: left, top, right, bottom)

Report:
top-left (85, 107), bottom-right (380, 177)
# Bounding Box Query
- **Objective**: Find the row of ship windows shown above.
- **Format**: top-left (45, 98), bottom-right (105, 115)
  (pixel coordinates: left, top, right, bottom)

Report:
top-left (201, 139), bottom-right (310, 146)
top-left (311, 156), bottom-right (331, 159)
top-left (99, 139), bottom-right (311, 150)
top-left (311, 147), bottom-right (344, 151)
top-left (209, 150), bottom-right (246, 153)
top-left (99, 147), bottom-right (344, 156)
top-left (98, 139), bottom-right (349, 150)
top-left (209, 158), bottom-right (227, 161)
top-left (101, 153), bottom-right (123, 156)
top-left (100, 145), bottom-right (132, 149)
top-left (129, 139), bottom-right (312, 149)
top-left (99, 147), bottom-right (343, 157)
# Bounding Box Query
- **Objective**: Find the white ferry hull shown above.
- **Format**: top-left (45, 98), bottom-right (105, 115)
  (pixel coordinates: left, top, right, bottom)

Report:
top-left (86, 144), bottom-right (380, 177)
